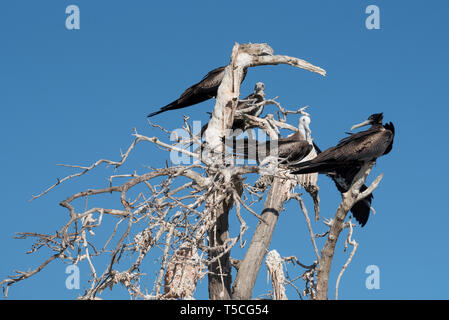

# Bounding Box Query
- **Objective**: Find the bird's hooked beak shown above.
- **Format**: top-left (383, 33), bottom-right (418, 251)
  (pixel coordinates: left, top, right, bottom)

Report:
top-left (350, 120), bottom-right (371, 131)
top-left (304, 123), bottom-right (312, 141)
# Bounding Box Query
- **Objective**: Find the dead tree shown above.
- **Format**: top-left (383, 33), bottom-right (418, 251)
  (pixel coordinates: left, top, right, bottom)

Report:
top-left (1, 43), bottom-right (383, 300)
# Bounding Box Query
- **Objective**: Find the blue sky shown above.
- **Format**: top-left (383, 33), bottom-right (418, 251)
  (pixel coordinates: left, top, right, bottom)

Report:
top-left (1, 1), bottom-right (448, 299)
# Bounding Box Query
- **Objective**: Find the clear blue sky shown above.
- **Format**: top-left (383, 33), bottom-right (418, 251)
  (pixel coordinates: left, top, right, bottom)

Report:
top-left (1, 1), bottom-right (448, 299)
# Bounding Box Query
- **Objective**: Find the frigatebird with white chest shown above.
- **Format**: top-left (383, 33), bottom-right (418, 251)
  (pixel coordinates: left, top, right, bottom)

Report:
top-left (223, 115), bottom-right (314, 165)
top-left (290, 113), bottom-right (395, 226)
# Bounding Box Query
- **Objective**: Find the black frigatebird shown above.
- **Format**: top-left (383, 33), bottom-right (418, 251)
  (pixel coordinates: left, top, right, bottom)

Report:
top-left (290, 113), bottom-right (395, 226)
top-left (148, 65), bottom-right (247, 118)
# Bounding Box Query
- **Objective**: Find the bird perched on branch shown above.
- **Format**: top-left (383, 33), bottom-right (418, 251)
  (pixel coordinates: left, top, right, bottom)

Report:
top-left (223, 115), bottom-right (320, 220)
top-left (290, 113), bottom-right (395, 226)
top-left (199, 82), bottom-right (266, 138)
top-left (148, 65), bottom-right (247, 118)
top-left (223, 115), bottom-right (314, 165)
top-left (311, 143), bottom-right (374, 227)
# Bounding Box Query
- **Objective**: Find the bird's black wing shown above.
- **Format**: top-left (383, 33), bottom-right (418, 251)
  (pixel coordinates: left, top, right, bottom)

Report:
top-left (382, 122), bottom-right (395, 155)
top-left (291, 125), bottom-right (391, 175)
top-left (312, 141), bottom-right (322, 154)
top-left (337, 127), bottom-right (377, 146)
top-left (222, 137), bottom-right (273, 161)
top-left (326, 160), bottom-right (374, 227)
top-left (289, 138), bottom-right (364, 174)
top-left (350, 185), bottom-right (373, 227)
top-left (299, 141), bottom-right (374, 227)
top-left (279, 142), bottom-right (313, 164)
top-left (223, 133), bottom-right (303, 161)
top-left (147, 66), bottom-right (226, 118)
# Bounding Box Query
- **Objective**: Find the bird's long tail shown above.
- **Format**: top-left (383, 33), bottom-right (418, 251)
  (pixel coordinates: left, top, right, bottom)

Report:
top-left (290, 161), bottom-right (343, 175)
top-left (147, 109), bottom-right (165, 118)
top-left (350, 185), bottom-right (374, 227)
top-left (147, 101), bottom-right (179, 118)
top-left (312, 142), bottom-right (322, 154)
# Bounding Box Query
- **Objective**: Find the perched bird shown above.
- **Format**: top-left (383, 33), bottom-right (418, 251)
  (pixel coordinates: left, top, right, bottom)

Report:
top-left (199, 82), bottom-right (266, 138)
top-left (291, 113), bottom-right (395, 226)
top-left (148, 65), bottom-right (247, 118)
top-left (224, 115), bottom-right (320, 220)
top-left (229, 82), bottom-right (266, 131)
top-left (223, 115), bottom-right (314, 165)
top-left (312, 143), bottom-right (374, 227)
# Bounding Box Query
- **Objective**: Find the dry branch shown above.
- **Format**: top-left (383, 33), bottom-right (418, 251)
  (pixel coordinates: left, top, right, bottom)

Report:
top-left (315, 162), bottom-right (382, 300)
top-left (335, 218), bottom-right (358, 300)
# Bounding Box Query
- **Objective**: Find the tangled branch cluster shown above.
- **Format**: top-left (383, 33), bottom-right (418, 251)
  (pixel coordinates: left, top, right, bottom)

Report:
top-left (1, 92), bottom-right (320, 300)
top-left (2, 43), bottom-right (382, 300)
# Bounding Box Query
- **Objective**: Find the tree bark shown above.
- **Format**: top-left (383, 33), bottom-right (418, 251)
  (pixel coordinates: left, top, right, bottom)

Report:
top-left (314, 200), bottom-right (349, 300)
top-left (231, 177), bottom-right (292, 300)
top-left (207, 195), bottom-right (233, 300)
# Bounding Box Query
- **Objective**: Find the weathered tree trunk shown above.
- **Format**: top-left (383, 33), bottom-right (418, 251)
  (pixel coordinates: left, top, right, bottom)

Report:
top-left (207, 197), bottom-right (233, 299)
top-left (203, 45), bottom-right (247, 300)
top-left (231, 177), bottom-right (292, 300)
top-left (315, 201), bottom-right (350, 300)
top-left (207, 177), bottom-right (243, 300)
top-left (203, 42), bottom-right (325, 300)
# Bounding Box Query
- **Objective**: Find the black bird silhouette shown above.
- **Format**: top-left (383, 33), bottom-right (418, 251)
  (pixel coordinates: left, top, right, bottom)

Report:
top-left (148, 65), bottom-right (247, 118)
top-left (312, 143), bottom-right (373, 227)
top-left (291, 113), bottom-right (395, 226)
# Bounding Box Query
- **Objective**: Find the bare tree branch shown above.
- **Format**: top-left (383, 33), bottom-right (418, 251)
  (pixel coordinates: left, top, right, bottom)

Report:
top-left (315, 162), bottom-right (382, 300)
top-left (335, 218), bottom-right (359, 300)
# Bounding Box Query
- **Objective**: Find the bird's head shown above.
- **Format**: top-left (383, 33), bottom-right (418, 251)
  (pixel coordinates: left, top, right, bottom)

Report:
top-left (254, 82), bottom-right (265, 95)
top-left (298, 115), bottom-right (312, 142)
top-left (350, 113), bottom-right (383, 130)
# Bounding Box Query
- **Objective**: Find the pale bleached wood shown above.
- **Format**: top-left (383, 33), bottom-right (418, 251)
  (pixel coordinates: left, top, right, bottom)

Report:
top-left (315, 162), bottom-right (382, 300)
